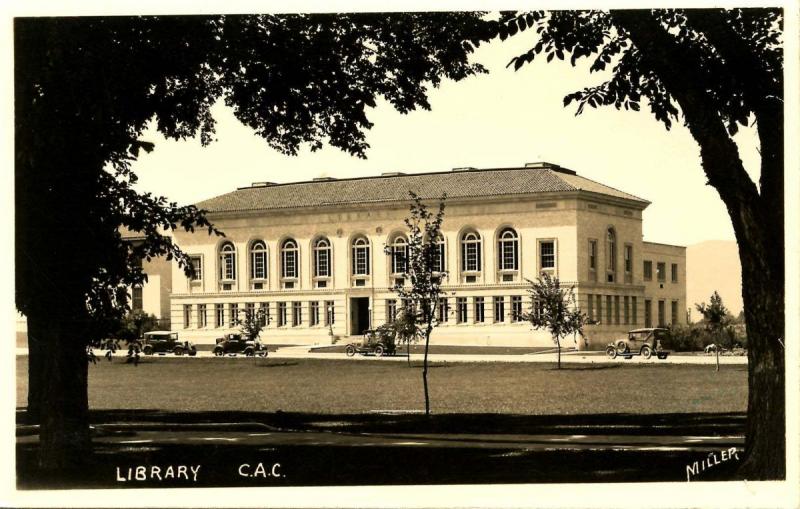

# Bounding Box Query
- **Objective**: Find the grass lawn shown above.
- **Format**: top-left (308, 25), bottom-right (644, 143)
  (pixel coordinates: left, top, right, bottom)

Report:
top-left (17, 357), bottom-right (747, 415)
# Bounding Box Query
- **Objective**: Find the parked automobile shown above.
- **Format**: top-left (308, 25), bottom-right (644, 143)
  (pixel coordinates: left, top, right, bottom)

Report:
top-left (345, 324), bottom-right (397, 357)
top-left (606, 327), bottom-right (670, 360)
top-left (212, 333), bottom-right (267, 357)
top-left (140, 331), bottom-right (197, 356)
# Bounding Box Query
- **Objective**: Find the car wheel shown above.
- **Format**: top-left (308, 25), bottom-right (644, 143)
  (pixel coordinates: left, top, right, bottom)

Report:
top-left (189, 350), bottom-right (197, 357)
top-left (213, 347), bottom-right (223, 356)
top-left (142, 345), bottom-right (153, 356)
top-left (605, 346), bottom-right (617, 359)
top-left (244, 348), bottom-right (255, 357)
top-left (641, 345), bottom-right (653, 359)
top-left (174, 347), bottom-right (184, 356)
top-left (374, 345), bottom-right (385, 357)
top-left (345, 345), bottom-right (356, 357)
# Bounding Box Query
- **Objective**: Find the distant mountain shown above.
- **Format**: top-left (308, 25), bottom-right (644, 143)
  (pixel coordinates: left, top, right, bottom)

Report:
top-left (686, 240), bottom-right (743, 320)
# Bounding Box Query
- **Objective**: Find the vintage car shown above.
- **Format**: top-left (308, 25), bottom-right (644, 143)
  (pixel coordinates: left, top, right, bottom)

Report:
top-left (212, 333), bottom-right (268, 357)
top-left (606, 327), bottom-right (670, 360)
top-left (140, 331), bottom-right (197, 356)
top-left (345, 324), bottom-right (398, 357)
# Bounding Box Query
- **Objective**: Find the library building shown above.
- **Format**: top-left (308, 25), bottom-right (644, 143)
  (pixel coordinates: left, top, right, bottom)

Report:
top-left (169, 162), bottom-right (686, 347)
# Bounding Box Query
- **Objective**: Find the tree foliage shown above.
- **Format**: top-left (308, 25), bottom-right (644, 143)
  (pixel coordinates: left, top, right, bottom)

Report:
top-left (523, 273), bottom-right (587, 369)
top-left (696, 291), bottom-right (731, 333)
top-left (15, 13), bottom-right (491, 469)
top-left (492, 8), bottom-right (784, 479)
top-left (235, 308), bottom-right (267, 342)
top-left (384, 192), bottom-right (447, 415)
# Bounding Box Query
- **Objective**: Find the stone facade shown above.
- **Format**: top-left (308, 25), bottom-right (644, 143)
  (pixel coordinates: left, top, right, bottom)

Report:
top-left (168, 163), bottom-right (686, 348)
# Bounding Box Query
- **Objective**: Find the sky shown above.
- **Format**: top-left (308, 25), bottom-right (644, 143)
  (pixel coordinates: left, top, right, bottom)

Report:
top-left (128, 18), bottom-right (762, 248)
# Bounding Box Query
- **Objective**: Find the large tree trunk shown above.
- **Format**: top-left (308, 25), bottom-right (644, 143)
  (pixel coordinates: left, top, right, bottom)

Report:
top-left (34, 311), bottom-right (93, 470)
top-left (610, 10), bottom-right (785, 480)
top-left (734, 227), bottom-right (785, 479)
top-left (25, 314), bottom-right (44, 425)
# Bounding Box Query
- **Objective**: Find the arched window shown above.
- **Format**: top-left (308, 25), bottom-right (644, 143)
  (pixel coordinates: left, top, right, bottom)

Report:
top-left (606, 227), bottom-right (617, 281)
top-left (250, 240), bottom-right (267, 280)
top-left (281, 239), bottom-right (299, 279)
top-left (497, 228), bottom-right (519, 271)
top-left (461, 231), bottom-right (482, 272)
top-left (219, 242), bottom-right (236, 281)
top-left (313, 237), bottom-right (332, 278)
top-left (352, 237), bottom-right (370, 276)
top-left (433, 234), bottom-right (446, 273)
top-left (390, 235), bottom-right (408, 274)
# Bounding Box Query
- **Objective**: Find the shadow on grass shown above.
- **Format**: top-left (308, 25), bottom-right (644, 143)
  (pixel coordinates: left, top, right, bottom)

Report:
top-left (255, 361), bottom-right (300, 368)
top-left (17, 408), bottom-right (745, 437)
top-left (16, 408), bottom-right (750, 489)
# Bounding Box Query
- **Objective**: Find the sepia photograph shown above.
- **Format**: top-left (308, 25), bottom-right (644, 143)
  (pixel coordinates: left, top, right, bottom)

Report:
top-left (4, 1), bottom-right (799, 507)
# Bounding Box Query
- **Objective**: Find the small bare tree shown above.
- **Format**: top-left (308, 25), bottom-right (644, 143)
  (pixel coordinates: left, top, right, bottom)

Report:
top-left (523, 273), bottom-right (587, 369)
top-left (384, 191), bottom-right (446, 415)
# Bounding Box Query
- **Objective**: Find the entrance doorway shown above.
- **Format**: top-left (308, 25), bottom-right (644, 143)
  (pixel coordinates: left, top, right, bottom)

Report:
top-left (350, 297), bottom-right (370, 335)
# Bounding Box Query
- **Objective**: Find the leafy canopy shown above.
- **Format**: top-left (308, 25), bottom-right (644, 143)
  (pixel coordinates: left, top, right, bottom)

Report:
top-left (523, 273), bottom-right (587, 344)
top-left (15, 13), bottom-right (491, 337)
top-left (500, 9), bottom-right (782, 135)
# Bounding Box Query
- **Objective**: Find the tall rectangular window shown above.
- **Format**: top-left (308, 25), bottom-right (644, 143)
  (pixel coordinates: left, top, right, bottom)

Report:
top-left (511, 296), bottom-right (523, 322)
top-left (645, 299), bottom-right (652, 327)
top-left (474, 297), bottom-right (485, 323)
top-left (278, 302), bottom-right (287, 327)
top-left (596, 295), bottom-right (603, 323)
top-left (587, 293), bottom-right (593, 321)
top-left (671, 300), bottom-right (679, 325)
top-left (246, 302), bottom-right (255, 321)
top-left (493, 296), bottom-right (505, 323)
top-left (589, 240), bottom-right (597, 271)
top-left (643, 261), bottom-right (653, 281)
top-left (671, 263), bottom-right (679, 283)
top-left (352, 239), bottom-right (370, 276)
top-left (614, 296), bottom-right (620, 325)
top-left (386, 299), bottom-right (397, 324)
top-left (198, 304), bottom-right (207, 328)
top-left (658, 300), bottom-right (666, 326)
top-left (215, 303), bottom-right (224, 328)
top-left (183, 305), bottom-right (191, 329)
top-left (325, 301), bottom-right (335, 326)
top-left (229, 303), bottom-right (239, 327)
top-left (632, 297), bottom-right (638, 325)
top-left (434, 241), bottom-right (446, 273)
top-left (539, 241), bottom-right (555, 270)
top-left (310, 301), bottom-right (320, 326)
top-left (657, 262), bottom-right (666, 282)
top-left (624, 245), bottom-right (633, 273)
top-left (190, 256), bottom-right (203, 281)
top-left (623, 296), bottom-right (630, 325)
top-left (456, 297), bottom-right (468, 323)
top-left (292, 302), bottom-right (302, 327)
top-left (438, 298), bottom-right (449, 323)
top-left (259, 302), bottom-right (269, 326)
top-left (132, 286), bottom-right (143, 311)
top-left (606, 295), bottom-right (612, 325)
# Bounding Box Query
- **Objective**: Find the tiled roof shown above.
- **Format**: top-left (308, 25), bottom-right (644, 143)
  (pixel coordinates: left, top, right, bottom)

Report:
top-left (195, 164), bottom-right (648, 213)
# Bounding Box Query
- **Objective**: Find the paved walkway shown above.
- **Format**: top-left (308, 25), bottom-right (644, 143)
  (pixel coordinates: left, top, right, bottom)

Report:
top-left (16, 345), bottom-right (747, 365)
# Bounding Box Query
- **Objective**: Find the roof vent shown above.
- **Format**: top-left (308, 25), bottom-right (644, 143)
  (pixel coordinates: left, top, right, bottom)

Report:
top-left (250, 181), bottom-right (276, 187)
top-left (451, 167), bottom-right (476, 172)
top-left (313, 176), bottom-right (336, 182)
top-left (525, 162), bottom-right (558, 169)
top-left (381, 171), bottom-right (406, 177)
top-left (524, 161), bottom-right (576, 175)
